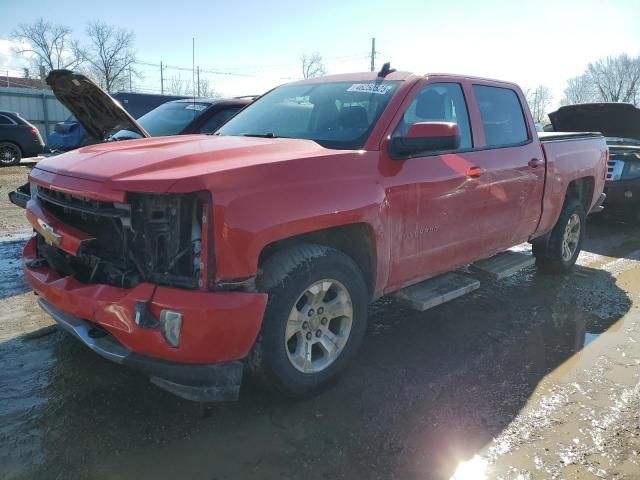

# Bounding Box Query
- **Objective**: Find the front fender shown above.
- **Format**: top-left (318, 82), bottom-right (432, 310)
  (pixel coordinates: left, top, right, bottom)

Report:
top-left (213, 176), bottom-right (388, 281)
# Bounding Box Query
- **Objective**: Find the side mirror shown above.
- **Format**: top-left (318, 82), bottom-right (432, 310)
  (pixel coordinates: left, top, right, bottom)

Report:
top-left (389, 122), bottom-right (461, 159)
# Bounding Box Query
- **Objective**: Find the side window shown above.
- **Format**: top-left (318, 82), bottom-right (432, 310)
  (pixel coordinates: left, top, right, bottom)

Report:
top-left (393, 82), bottom-right (472, 149)
top-left (199, 108), bottom-right (241, 133)
top-left (472, 85), bottom-right (528, 147)
top-left (0, 115), bottom-right (14, 125)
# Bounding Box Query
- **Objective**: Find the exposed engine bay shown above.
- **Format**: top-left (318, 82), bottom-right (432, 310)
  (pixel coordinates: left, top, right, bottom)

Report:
top-left (31, 184), bottom-right (204, 289)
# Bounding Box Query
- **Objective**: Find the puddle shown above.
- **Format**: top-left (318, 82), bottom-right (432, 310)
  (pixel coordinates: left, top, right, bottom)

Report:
top-left (446, 231), bottom-right (640, 480)
top-left (0, 236), bottom-right (31, 301)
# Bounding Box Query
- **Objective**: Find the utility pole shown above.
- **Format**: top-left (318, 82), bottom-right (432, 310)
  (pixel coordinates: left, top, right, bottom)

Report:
top-left (160, 61), bottom-right (164, 94)
top-left (197, 66), bottom-right (200, 97)
top-left (370, 37), bottom-right (376, 72)
top-left (128, 66), bottom-right (132, 92)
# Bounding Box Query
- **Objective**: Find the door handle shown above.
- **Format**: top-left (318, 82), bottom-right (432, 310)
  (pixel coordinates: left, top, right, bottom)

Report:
top-left (466, 166), bottom-right (485, 178)
top-left (528, 158), bottom-right (543, 168)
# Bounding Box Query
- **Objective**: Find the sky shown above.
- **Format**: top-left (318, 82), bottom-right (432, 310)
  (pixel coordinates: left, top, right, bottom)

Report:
top-left (0, 0), bottom-right (639, 107)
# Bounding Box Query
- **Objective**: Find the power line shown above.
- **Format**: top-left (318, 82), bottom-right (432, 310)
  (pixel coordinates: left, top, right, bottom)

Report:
top-left (134, 51), bottom-right (372, 79)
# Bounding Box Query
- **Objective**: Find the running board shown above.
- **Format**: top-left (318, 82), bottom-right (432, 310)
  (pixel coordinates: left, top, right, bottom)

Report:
top-left (470, 250), bottom-right (535, 280)
top-left (393, 273), bottom-right (480, 312)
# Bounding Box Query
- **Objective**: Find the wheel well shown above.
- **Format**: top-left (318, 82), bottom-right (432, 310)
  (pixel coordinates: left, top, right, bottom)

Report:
top-left (258, 223), bottom-right (376, 296)
top-left (566, 177), bottom-right (594, 212)
top-left (0, 140), bottom-right (23, 154)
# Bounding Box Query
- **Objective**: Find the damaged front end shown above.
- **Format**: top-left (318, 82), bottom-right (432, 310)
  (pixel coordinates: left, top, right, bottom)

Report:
top-left (27, 183), bottom-right (208, 290)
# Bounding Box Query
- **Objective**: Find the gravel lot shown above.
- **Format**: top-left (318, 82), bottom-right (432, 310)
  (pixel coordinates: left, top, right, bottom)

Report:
top-left (1, 164), bottom-right (639, 480)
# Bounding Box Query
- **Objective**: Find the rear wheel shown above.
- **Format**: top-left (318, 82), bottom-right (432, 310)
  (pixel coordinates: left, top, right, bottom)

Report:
top-left (533, 197), bottom-right (586, 273)
top-left (0, 142), bottom-right (22, 167)
top-left (249, 244), bottom-right (368, 397)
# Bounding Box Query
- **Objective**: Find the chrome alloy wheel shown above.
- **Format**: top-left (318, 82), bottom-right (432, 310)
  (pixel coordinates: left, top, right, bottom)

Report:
top-left (562, 213), bottom-right (581, 261)
top-left (284, 279), bottom-right (353, 373)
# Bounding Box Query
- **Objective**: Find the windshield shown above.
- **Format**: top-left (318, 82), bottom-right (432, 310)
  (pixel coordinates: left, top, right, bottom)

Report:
top-left (112, 102), bottom-right (210, 139)
top-left (216, 81), bottom-right (400, 149)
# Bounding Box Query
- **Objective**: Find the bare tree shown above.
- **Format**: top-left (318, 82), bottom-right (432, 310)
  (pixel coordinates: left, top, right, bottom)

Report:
top-left (84, 21), bottom-right (137, 92)
top-left (168, 74), bottom-right (189, 95)
top-left (198, 77), bottom-right (218, 98)
top-left (586, 54), bottom-right (640, 103)
top-left (168, 73), bottom-right (218, 97)
top-left (11, 19), bottom-right (84, 74)
top-left (560, 74), bottom-right (598, 105)
top-left (525, 85), bottom-right (553, 124)
top-left (300, 52), bottom-right (326, 79)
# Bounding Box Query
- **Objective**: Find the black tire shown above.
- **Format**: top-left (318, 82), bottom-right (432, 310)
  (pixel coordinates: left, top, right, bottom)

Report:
top-left (534, 197), bottom-right (586, 274)
top-left (248, 244), bottom-right (368, 397)
top-left (0, 142), bottom-right (22, 167)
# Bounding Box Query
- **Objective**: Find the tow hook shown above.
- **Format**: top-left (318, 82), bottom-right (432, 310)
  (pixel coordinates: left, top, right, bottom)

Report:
top-left (88, 326), bottom-right (108, 338)
top-left (134, 301), bottom-right (160, 329)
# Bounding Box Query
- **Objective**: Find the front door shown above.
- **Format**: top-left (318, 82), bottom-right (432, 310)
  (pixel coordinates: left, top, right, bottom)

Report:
top-left (380, 81), bottom-right (492, 291)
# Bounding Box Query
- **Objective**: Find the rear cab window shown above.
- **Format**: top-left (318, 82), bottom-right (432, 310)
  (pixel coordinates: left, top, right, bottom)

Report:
top-left (472, 85), bottom-right (529, 147)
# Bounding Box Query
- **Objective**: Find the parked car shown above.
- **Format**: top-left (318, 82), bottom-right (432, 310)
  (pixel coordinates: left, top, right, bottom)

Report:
top-left (12, 68), bottom-right (607, 402)
top-left (549, 102), bottom-right (640, 219)
top-left (45, 70), bottom-right (252, 149)
top-left (110, 97), bottom-right (252, 141)
top-left (45, 91), bottom-right (189, 152)
top-left (0, 110), bottom-right (44, 166)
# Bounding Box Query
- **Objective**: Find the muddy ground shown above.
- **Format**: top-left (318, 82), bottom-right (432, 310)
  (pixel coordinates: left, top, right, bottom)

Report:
top-left (1, 164), bottom-right (640, 480)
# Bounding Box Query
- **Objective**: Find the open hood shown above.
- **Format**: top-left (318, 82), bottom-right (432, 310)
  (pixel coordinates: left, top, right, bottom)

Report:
top-left (549, 103), bottom-right (640, 141)
top-left (46, 70), bottom-right (149, 141)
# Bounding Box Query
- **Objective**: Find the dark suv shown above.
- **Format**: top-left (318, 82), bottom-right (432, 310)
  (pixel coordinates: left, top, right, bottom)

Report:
top-left (0, 111), bottom-right (45, 166)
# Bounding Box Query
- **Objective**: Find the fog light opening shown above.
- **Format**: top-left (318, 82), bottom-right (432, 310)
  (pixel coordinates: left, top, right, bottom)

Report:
top-left (159, 310), bottom-right (183, 348)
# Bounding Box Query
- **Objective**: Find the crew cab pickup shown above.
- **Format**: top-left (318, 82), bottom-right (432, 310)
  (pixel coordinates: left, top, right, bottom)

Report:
top-left (12, 68), bottom-right (608, 401)
top-left (549, 102), bottom-right (640, 219)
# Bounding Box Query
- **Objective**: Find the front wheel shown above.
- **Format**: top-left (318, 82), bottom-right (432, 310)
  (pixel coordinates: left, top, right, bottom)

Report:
top-left (533, 197), bottom-right (586, 274)
top-left (248, 244), bottom-right (368, 397)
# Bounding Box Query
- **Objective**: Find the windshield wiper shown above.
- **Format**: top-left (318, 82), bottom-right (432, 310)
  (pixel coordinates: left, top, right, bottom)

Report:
top-left (241, 133), bottom-right (281, 138)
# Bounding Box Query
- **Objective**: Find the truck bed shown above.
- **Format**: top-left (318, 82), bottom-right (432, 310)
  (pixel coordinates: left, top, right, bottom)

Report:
top-left (538, 132), bottom-right (603, 142)
top-left (536, 132), bottom-right (607, 235)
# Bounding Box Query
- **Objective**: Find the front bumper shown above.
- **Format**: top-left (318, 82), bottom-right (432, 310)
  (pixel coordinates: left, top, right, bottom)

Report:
top-left (39, 298), bottom-right (243, 401)
top-left (23, 237), bottom-right (268, 401)
top-left (604, 180), bottom-right (640, 206)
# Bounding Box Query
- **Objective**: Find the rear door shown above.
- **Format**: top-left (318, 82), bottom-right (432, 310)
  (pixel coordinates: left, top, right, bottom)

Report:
top-left (466, 83), bottom-right (545, 251)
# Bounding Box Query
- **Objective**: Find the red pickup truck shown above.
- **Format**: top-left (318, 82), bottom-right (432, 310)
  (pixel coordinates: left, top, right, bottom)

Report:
top-left (13, 68), bottom-right (608, 401)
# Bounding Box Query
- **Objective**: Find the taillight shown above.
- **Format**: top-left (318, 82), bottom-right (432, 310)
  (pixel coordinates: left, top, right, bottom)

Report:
top-left (30, 128), bottom-right (39, 136)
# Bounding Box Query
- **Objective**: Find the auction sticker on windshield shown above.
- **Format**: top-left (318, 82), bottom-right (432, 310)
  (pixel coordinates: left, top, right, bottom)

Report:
top-left (347, 83), bottom-right (394, 94)
top-left (185, 104), bottom-right (208, 111)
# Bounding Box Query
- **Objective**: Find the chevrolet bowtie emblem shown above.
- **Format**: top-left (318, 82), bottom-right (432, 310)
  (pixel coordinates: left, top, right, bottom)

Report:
top-left (37, 219), bottom-right (62, 246)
